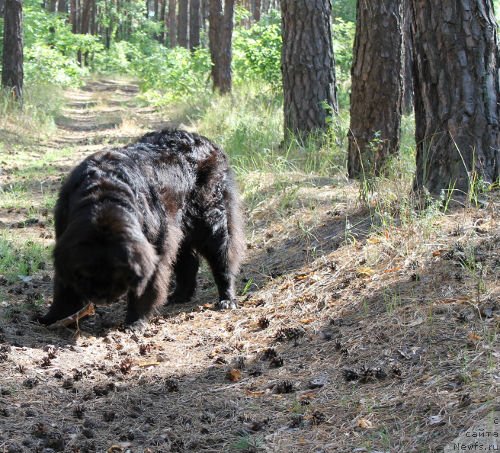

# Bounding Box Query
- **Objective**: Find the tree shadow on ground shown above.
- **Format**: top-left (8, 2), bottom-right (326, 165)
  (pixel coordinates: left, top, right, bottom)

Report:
top-left (0, 234), bottom-right (496, 452)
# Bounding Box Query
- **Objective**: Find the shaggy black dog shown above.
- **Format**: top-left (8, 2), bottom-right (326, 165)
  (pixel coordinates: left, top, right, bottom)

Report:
top-left (39, 129), bottom-right (245, 328)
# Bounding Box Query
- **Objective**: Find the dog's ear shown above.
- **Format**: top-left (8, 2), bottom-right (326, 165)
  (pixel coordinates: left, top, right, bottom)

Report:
top-left (127, 239), bottom-right (158, 297)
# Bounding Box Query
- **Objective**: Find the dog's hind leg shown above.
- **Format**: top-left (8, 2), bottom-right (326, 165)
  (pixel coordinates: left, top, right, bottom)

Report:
top-left (168, 242), bottom-right (199, 304)
top-left (198, 230), bottom-right (239, 310)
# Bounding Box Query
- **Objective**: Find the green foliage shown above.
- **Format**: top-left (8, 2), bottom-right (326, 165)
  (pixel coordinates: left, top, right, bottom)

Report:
top-left (332, 18), bottom-right (355, 86)
top-left (233, 10), bottom-right (282, 87)
top-left (332, 0), bottom-right (357, 22)
top-left (137, 46), bottom-right (212, 104)
top-left (25, 45), bottom-right (88, 86)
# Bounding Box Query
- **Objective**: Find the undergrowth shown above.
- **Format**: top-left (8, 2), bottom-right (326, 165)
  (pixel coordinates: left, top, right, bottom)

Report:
top-left (0, 235), bottom-right (50, 283)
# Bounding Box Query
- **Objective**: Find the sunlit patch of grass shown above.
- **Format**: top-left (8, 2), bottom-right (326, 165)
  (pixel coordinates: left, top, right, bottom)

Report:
top-left (0, 234), bottom-right (51, 283)
top-left (0, 83), bottom-right (63, 142)
top-left (165, 81), bottom-right (350, 178)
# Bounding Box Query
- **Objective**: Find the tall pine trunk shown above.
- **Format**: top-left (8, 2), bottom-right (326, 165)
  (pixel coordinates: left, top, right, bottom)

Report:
top-left (280, 0), bottom-right (337, 141)
top-left (208, 0), bottom-right (234, 94)
top-left (177, 0), bottom-right (189, 47)
top-left (411, 0), bottom-right (500, 195)
top-left (2, 0), bottom-right (23, 103)
top-left (57, 0), bottom-right (67, 13)
top-left (347, 0), bottom-right (404, 178)
top-left (189, 0), bottom-right (200, 49)
top-left (168, 0), bottom-right (177, 47)
top-left (402, 0), bottom-right (413, 114)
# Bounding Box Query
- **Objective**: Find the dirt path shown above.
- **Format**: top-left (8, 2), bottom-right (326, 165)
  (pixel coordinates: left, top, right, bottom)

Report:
top-left (0, 79), bottom-right (499, 453)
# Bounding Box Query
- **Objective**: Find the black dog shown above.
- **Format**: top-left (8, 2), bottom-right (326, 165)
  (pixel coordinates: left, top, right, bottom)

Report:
top-left (39, 129), bottom-right (245, 328)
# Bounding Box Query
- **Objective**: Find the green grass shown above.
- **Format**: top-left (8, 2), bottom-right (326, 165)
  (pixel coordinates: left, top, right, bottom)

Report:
top-left (0, 83), bottom-right (63, 139)
top-left (0, 235), bottom-right (51, 283)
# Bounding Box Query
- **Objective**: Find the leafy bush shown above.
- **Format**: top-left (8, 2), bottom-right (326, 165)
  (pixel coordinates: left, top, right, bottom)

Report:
top-left (233, 10), bottom-right (282, 88)
top-left (25, 44), bottom-right (88, 86)
top-left (134, 45), bottom-right (212, 104)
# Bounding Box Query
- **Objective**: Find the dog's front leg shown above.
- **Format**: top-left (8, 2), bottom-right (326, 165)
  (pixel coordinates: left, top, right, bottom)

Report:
top-left (38, 274), bottom-right (86, 325)
top-left (125, 260), bottom-right (171, 328)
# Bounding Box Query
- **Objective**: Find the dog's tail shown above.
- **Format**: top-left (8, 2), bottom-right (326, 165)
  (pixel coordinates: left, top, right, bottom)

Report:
top-left (226, 169), bottom-right (246, 276)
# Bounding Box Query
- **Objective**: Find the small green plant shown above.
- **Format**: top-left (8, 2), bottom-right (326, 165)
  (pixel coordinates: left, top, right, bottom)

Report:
top-left (241, 278), bottom-right (255, 296)
top-left (231, 435), bottom-right (264, 452)
top-left (383, 289), bottom-right (401, 314)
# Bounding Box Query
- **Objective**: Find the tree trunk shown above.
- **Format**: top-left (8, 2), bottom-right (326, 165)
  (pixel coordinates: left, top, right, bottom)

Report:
top-left (70, 0), bottom-right (78, 33)
top-left (159, 0), bottom-right (166, 42)
top-left (402, 0), bottom-right (413, 114)
top-left (57, 0), bottom-right (66, 13)
top-left (168, 0), bottom-right (177, 47)
top-left (411, 0), bottom-right (500, 195)
top-left (2, 0), bottom-right (23, 103)
top-left (280, 0), bottom-right (338, 141)
top-left (80, 0), bottom-right (92, 34)
top-left (347, 0), bottom-right (404, 178)
top-left (177, 0), bottom-right (189, 47)
top-left (48, 0), bottom-right (57, 12)
top-left (209, 0), bottom-right (234, 94)
top-left (0, 0), bottom-right (4, 15)
top-left (201, 0), bottom-right (208, 29)
top-left (253, 0), bottom-right (260, 21)
top-left (90, 0), bottom-right (97, 35)
top-left (189, 0), bottom-right (200, 49)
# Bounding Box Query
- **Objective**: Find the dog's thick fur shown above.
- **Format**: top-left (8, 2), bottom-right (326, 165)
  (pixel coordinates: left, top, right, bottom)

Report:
top-left (39, 129), bottom-right (245, 327)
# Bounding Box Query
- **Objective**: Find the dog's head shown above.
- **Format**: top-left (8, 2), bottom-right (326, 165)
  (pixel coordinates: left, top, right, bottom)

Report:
top-left (54, 207), bottom-right (158, 303)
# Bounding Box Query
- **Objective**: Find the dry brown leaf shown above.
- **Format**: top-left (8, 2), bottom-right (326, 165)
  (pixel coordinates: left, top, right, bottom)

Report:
top-left (467, 332), bottom-right (482, 342)
top-left (226, 369), bottom-right (242, 382)
top-left (299, 318), bottom-right (314, 325)
top-left (245, 389), bottom-right (265, 397)
top-left (298, 390), bottom-right (320, 400)
top-left (357, 418), bottom-right (374, 429)
top-left (384, 266), bottom-right (402, 274)
top-left (137, 360), bottom-right (160, 368)
top-left (107, 446), bottom-right (124, 453)
top-left (356, 266), bottom-right (375, 277)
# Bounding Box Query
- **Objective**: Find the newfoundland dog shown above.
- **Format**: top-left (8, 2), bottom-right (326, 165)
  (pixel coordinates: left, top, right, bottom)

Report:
top-left (39, 129), bottom-right (245, 328)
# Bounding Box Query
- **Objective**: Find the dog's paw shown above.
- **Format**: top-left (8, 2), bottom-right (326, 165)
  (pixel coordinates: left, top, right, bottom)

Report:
top-left (124, 319), bottom-right (149, 333)
top-left (216, 299), bottom-right (238, 310)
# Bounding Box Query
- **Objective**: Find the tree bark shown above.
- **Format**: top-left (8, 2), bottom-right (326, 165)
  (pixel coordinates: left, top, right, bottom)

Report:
top-left (70, 0), bottom-right (78, 33)
top-left (168, 0), bottom-right (177, 47)
top-left (209, 0), bottom-right (234, 94)
top-left (252, 0), bottom-right (260, 21)
top-left (57, 0), bottom-right (67, 13)
top-left (80, 0), bottom-right (92, 34)
top-left (347, 0), bottom-right (404, 178)
top-left (402, 0), bottom-right (413, 114)
top-left (189, 0), bottom-right (200, 49)
top-left (177, 0), bottom-right (189, 47)
top-left (2, 0), bottom-right (23, 103)
top-left (280, 0), bottom-right (338, 141)
top-left (201, 0), bottom-right (208, 29)
top-left (411, 0), bottom-right (500, 195)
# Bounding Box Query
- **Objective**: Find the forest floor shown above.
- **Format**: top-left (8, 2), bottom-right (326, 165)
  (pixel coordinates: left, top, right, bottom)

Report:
top-left (0, 78), bottom-right (498, 453)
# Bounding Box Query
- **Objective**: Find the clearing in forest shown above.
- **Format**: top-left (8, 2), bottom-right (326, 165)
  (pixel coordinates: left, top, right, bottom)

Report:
top-left (0, 79), bottom-right (498, 452)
